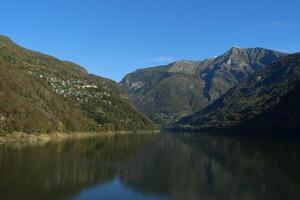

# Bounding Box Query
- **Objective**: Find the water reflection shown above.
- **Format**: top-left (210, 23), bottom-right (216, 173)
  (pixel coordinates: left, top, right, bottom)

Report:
top-left (0, 134), bottom-right (156, 200)
top-left (0, 133), bottom-right (299, 200)
top-left (121, 134), bottom-right (300, 200)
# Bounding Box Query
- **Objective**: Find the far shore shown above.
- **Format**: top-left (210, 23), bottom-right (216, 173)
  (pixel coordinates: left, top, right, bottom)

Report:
top-left (0, 130), bottom-right (160, 146)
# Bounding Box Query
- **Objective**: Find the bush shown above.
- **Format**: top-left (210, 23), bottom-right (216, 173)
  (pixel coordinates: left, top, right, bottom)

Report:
top-left (0, 127), bottom-right (5, 136)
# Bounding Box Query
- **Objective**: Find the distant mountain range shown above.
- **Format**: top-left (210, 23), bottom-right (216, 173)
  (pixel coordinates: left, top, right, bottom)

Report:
top-left (175, 53), bottom-right (300, 133)
top-left (0, 35), bottom-right (157, 134)
top-left (2, 34), bottom-right (299, 134)
top-left (120, 47), bottom-right (287, 125)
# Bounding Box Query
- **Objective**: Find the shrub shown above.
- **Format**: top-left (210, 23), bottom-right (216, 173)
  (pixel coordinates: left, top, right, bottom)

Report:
top-left (0, 127), bottom-right (5, 136)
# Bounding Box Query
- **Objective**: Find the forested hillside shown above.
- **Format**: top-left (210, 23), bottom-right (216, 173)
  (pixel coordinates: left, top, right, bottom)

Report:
top-left (121, 47), bottom-right (286, 125)
top-left (0, 35), bottom-right (157, 134)
top-left (176, 53), bottom-right (300, 133)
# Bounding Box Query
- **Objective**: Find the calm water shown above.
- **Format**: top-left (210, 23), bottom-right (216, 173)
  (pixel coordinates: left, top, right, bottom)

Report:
top-left (0, 133), bottom-right (300, 200)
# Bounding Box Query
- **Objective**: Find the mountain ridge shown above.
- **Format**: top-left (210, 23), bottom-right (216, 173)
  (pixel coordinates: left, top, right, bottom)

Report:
top-left (175, 52), bottom-right (300, 133)
top-left (0, 35), bottom-right (157, 134)
top-left (120, 47), bottom-right (287, 125)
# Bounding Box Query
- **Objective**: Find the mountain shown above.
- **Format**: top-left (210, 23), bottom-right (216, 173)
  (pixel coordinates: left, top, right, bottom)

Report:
top-left (0, 35), bottom-right (157, 134)
top-left (120, 47), bottom-right (286, 125)
top-left (176, 53), bottom-right (300, 133)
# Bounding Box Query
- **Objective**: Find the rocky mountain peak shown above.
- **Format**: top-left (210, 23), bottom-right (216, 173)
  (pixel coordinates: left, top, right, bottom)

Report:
top-left (230, 45), bottom-right (243, 51)
top-left (176, 52), bottom-right (300, 132)
top-left (168, 60), bottom-right (198, 74)
top-left (224, 46), bottom-right (247, 57)
top-left (120, 47), bottom-right (287, 125)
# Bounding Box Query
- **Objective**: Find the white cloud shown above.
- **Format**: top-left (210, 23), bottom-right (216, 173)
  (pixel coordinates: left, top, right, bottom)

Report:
top-left (271, 21), bottom-right (286, 28)
top-left (280, 48), bottom-right (299, 54)
top-left (271, 21), bottom-right (296, 29)
top-left (140, 56), bottom-right (177, 64)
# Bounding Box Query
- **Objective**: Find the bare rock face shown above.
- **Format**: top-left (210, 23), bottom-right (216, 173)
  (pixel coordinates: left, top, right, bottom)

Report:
top-left (168, 60), bottom-right (199, 74)
top-left (120, 47), bottom-right (287, 125)
top-left (177, 53), bottom-right (300, 133)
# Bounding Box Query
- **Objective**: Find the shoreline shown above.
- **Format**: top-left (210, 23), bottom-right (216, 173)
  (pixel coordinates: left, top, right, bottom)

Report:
top-left (0, 130), bottom-right (160, 145)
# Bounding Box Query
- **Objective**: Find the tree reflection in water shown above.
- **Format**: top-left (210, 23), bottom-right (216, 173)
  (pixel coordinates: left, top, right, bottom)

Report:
top-left (0, 133), bottom-right (299, 200)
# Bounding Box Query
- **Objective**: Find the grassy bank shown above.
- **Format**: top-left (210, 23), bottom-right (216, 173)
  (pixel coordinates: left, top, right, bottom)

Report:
top-left (0, 130), bottom-right (159, 146)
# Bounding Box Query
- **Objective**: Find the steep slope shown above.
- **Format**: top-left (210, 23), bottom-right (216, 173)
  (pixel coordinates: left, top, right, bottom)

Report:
top-left (177, 53), bottom-right (300, 133)
top-left (0, 35), bottom-right (156, 134)
top-left (120, 47), bottom-right (286, 125)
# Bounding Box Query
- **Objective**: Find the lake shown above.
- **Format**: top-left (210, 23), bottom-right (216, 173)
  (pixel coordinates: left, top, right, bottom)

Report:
top-left (0, 133), bottom-right (299, 200)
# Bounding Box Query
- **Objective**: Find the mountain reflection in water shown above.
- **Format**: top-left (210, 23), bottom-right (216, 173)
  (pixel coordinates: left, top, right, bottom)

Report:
top-left (0, 133), bottom-right (299, 200)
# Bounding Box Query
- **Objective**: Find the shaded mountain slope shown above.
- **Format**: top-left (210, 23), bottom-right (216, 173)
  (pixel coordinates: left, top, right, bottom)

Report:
top-left (0, 35), bottom-right (156, 133)
top-left (120, 47), bottom-right (286, 125)
top-left (177, 53), bottom-right (300, 133)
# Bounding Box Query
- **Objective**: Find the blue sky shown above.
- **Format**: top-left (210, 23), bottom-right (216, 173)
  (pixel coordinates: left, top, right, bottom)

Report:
top-left (1, 0), bottom-right (299, 81)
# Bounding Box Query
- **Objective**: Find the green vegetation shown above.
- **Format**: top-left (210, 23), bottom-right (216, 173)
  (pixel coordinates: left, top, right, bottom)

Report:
top-left (0, 127), bottom-right (5, 136)
top-left (0, 35), bottom-right (157, 134)
top-left (176, 53), bottom-right (300, 132)
top-left (120, 47), bottom-right (286, 126)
